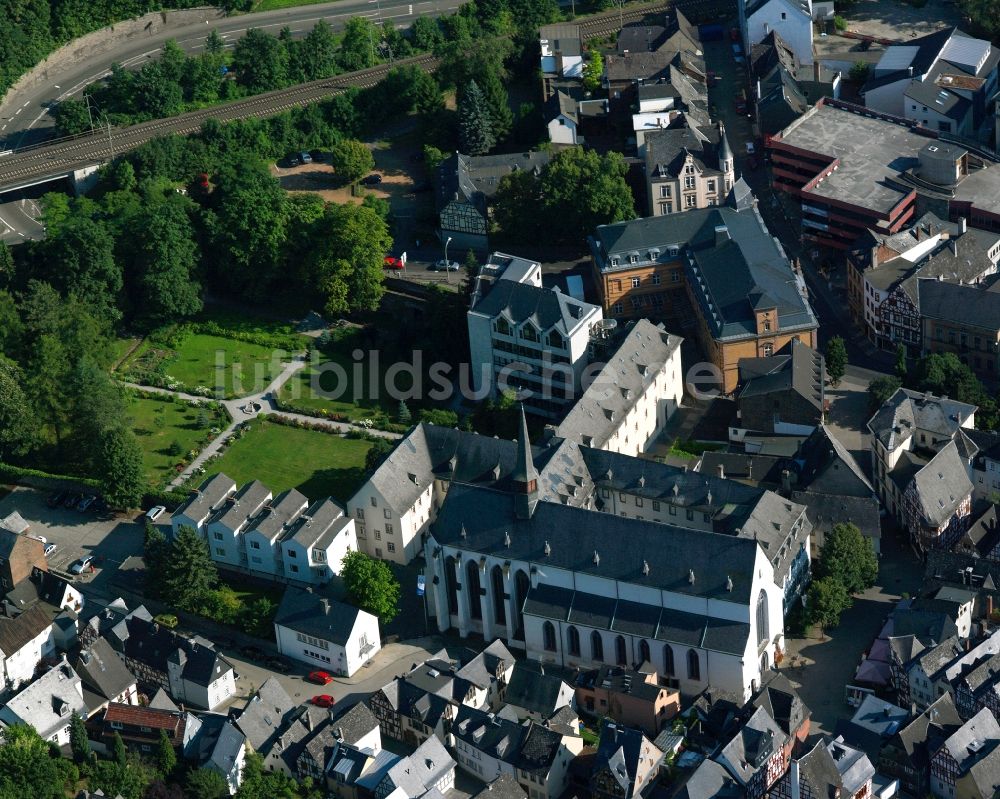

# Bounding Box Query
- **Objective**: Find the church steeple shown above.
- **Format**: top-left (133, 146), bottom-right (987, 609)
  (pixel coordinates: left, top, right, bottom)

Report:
top-left (512, 404), bottom-right (538, 519)
top-left (718, 121), bottom-right (735, 188)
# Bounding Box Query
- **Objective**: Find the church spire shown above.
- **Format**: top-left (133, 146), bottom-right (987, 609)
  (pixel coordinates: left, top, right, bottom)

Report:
top-left (512, 404), bottom-right (538, 519)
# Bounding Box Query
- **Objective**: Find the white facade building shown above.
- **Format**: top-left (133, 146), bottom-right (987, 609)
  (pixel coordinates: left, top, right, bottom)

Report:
top-left (741, 0), bottom-right (814, 66)
top-left (468, 252), bottom-right (603, 419)
top-left (0, 606), bottom-right (55, 692)
top-left (0, 658), bottom-right (87, 745)
top-left (274, 588), bottom-right (381, 677)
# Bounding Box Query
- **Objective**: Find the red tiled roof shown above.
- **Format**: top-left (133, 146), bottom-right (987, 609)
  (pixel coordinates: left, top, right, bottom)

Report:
top-left (103, 703), bottom-right (183, 732)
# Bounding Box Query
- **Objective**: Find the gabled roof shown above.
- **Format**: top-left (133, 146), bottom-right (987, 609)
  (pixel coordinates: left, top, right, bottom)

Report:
top-left (0, 528), bottom-right (44, 571)
top-left (752, 672), bottom-right (810, 739)
top-left (0, 605), bottom-right (51, 656)
top-left (208, 721), bottom-right (245, 777)
top-left (173, 473), bottom-right (236, 523)
top-left (330, 701), bottom-right (379, 745)
top-left (718, 706), bottom-right (787, 785)
top-left (472, 774), bottom-right (528, 799)
top-left (117, 614), bottom-right (234, 688)
top-left (433, 482), bottom-right (763, 604)
top-left (678, 758), bottom-right (742, 799)
top-left (76, 637), bottom-right (135, 702)
top-left (939, 707), bottom-right (1000, 772)
top-left (504, 661), bottom-right (571, 717)
top-left (892, 693), bottom-right (962, 768)
top-left (738, 339), bottom-right (825, 413)
top-left (595, 720), bottom-right (662, 794)
top-left (908, 440), bottom-right (973, 528)
top-left (285, 497), bottom-right (351, 550)
top-left (867, 388), bottom-right (976, 450)
top-left (234, 677), bottom-right (297, 751)
top-left (455, 639), bottom-right (514, 690)
top-left (792, 424), bottom-right (873, 495)
top-left (919, 280), bottom-right (1000, 331)
top-left (244, 488), bottom-right (308, 543)
top-left (274, 587), bottom-right (371, 646)
top-left (437, 152), bottom-right (551, 215)
top-left (555, 320), bottom-right (682, 448)
top-left (0, 660), bottom-right (86, 737)
top-left (471, 276), bottom-right (599, 337)
top-left (453, 705), bottom-right (563, 774)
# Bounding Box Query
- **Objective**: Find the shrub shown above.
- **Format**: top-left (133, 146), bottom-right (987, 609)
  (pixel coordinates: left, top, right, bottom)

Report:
top-left (834, 14), bottom-right (847, 30)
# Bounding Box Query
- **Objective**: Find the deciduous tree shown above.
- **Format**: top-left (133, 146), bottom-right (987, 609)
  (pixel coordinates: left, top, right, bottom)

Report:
top-left (807, 576), bottom-right (851, 633)
top-left (583, 50), bottom-right (603, 93)
top-left (132, 200), bottom-right (202, 326)
top-left (824, 336), bottom-right (847, 385)
top-left (0, 357), bottom-right (37, 460)
top-left (329, 139), bottom-right (374, 184)
top-left (815, 522), bottom-right (878, 595)
top-left (233, 28), bottom-right (289, 93)
top-left (185, 767), bottom-right (229, 799)
top-left (341, 550), bottom-right (401, 621)
top-left (867, 375), bottom-right (901, 413)
top-left (99, 425), bottom-right (145, 509)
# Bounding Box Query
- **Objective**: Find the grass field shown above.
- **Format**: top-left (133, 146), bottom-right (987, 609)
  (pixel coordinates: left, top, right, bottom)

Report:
top-left (198, 418), bottom-right (374, 502)
top-left (128, 394), bottom-right (227, 487)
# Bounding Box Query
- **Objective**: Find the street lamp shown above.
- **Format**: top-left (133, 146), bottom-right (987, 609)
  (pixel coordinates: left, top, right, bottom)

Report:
top-left (444, 236), bottom-right (453, 284)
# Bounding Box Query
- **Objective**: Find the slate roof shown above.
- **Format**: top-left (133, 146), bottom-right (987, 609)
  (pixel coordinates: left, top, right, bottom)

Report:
top-left (385, 736), bottom-right (454, 795)
top-left (595, 720), bottom-right (662, 794)
top-left (796, 738), bottom-right (874, 799)
top-left (330, 701), bottom-right (379, 745)
top-left (174, 473), bottom-right (236, 523)
top-left (577, 666), bottom-right (666, 702)
top-left (75, 637), bottom-right (135, 702)
top-left (678, 758), bottom-right (742, 799)
top-left (472, 774), bottom-right (528, 799)
top-left (353, 422), bottom-right (556, 517)
top-left (0, 528), bottom-right (44, 573)
top-left (939, 708), bottom-right (1000, 774)
top-left (118, 614), bottom-right (233, 688)
top-left (925, 549), bottom-right (1000, 594)
top-left (908, 441), bottom-right (973, 528)
top-left (434, 482), bottom-right (763, 605)
top-left (234, 677), bottom-right (297, 751)
top-left (208, 721), bottom-right (245, 777)
top-left (697, 452), bottom-right (786, 487)
top-left (791, 491), bottom-right (881, 546)
top-left (453, 705), bottom-right (562, 774)
top-left (605, 49), bottom-right (674, 82)
top-left (893, 693), bottom-right (963, 769)
top-left (904, 79), bottom-right (970, 121)
top-left (792, 424), bottom-right (874, 496)
top-left (867, 388), bottom-right (976, 450)
top-left (244, 488), bottom-right (308, 543)
top-left (274, 587), bottom-right (368, 646)
top-left (455, 639), bottom-right (514, 690)
top-left (646, 125), bottom-right (724, 179)
top-left (956, 504), bottom-right (1000, 559)
top-left (752, 672), bottom-right (810, 739)
top-left (738, 339), bottom-right (825, 413)
top-left (0, 605), bottom-right (51, 656)
top-left (286, 498), bottom-right (351, 550)
top-left (718, 706), bottom-right (786, 785)
top-left (1, 660), bottom-right (87, 738)
top-left (210, 479), bottom-right (271, 531)
top-left (504, 661), bottom-right (571, 717)
top-left (919, 280), bottom-right (1000, 331)
top-left (471, 277), bottom-right (598, 336)
top-left (554, 320), bottom-right (682, 448)
top-left (437, 152), bottom-right (551, 215)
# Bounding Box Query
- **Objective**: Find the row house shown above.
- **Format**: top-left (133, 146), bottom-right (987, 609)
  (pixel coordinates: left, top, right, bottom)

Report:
top-left (93, 703), bottom-right (194, 756)
top-left (772, 737), bottom-right (875, 799)
top-left (451, 704), bottom-right (583, 799)
top-left (906, 630), bottom-right (1000, 710)
top-left (930, 707), bottom-right (1000, 799)
top-left (178, 474), bottom-right (357, 585)
top-left (0, 527), bottom-right (46, 593)
top-left (590, 721), bottom-right (663, 799)
top-left (715, 706), bottom-right (789, 799)
top-left (954, 652), bottom-right (1000, 722)
top-left (879, 694), bottom-right (964, 799)
top-left (75, 637), bottom-right (138, 715)
top-left (575, 666), bottom-right (679, 737)
top-left (297, 703), bottom-right (382, 788)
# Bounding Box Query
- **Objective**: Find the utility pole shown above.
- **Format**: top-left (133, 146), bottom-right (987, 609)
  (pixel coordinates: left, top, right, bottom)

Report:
top-left (105, 116), bottom-right (114, 160)
top-left (83, 95), bottom-right (95, 131)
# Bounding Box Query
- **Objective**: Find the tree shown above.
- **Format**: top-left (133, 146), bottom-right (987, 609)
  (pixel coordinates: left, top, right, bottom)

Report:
top-left (365, 438), bottom-right (394, 474)
top-left (99, 426), bottom-right (145, 509)
top-left (341, 550), bottom-right (401, 621)
top-left (537, 147), bottom-right (634, 242)
top-left (411, 16), bottom-right (444, 50)
top-left (849, 60), bottom-right (870, 84)
top-left (236, 752), bottom-right (301, 799)
top-left (186, 767), bottom-right (230, 799)
top-left (867, 375), bottom-right (902, 413)
top-left (458, 80), bottom-right (495, 155)
top-left (113, 731), bottom-right (127, 766)
top-left (807, 576), bottom-right (851, 633)
top-left (815, 522), bottom-right (879, 595)
top-left (206, 29), bottom-right (225, 55)
top-left (894, 343), bottom-right (908, 379)
top-left (154, 729), bottom-right (176, 779)
top-left (0, 357), bottom-right (38, 460)
top-left (133, 60), bottom-right (184, 118)
top-left (70, 712), bottom-right (90, 763)
top-left (825, 336), bottom-right (847, 386)
top-left (91, 756), bottom-right (152, 799)
top-left (298, 21), bottom-right (339, 81)
top-left (306, 202), bottom-right (391, 316)
top-left (144, 522), bottom-right (170, 598)
top-left (583, 49), bottom-right (603, 93)
top-left (329, 139), bottom-right (374, 184)
top-left (476, 62), bottom-right (514, 142)
top-left (162, 526), bottom-right (218, 611)
top-left (0, 724), bottom-right (69, 799)
top-left (339, 17), bottom-right (379, 71)
top-left (131, 200), bottom-right (202, 326)
top-left (397, 400), bottom-right (412, 424)
top-left (54, 98), bottom-right (92, 136)
top-left (232, 28), bottom-right (288, 93)
top-left (42, 216), bottom-right (123, 321)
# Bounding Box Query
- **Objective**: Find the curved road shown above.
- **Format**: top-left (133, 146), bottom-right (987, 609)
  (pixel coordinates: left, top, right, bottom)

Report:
top-left (0, 0), bottom-right (461, 151)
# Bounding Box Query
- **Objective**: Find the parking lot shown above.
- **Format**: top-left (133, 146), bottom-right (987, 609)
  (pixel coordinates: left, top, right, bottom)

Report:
top-left (0, 486), bottom-right (155, 594)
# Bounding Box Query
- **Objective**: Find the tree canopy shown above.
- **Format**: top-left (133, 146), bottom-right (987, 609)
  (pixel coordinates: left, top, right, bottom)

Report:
top-left (329, 139), bottom-right (375, 184)
top-left (341, 550), bottom-right (401, 621)
top-left (824, 336), bottom-right (847, 385)
top-left (815, 522), bottom-right (878, 596)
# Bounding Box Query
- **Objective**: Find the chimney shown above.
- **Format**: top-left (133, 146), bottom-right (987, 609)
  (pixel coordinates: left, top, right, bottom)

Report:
top-left (987, 595), bottom-right (994, 619)
top-left (781, 469), bottom-right (792, 494)
top-left (714, 225), bottom-right (730, 247)
top-left (951, 239), bottom-right (958, 256)
top-left (958, 217), bottom-right (967, 234)
top-left (716, 464), bottom-right (725, 480)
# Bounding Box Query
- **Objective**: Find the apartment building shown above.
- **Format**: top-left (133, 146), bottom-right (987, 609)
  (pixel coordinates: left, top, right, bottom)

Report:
top-left (645, 122), bottom-right (734, 216)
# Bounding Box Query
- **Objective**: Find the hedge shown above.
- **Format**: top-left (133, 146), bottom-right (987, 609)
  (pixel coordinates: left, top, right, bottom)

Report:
top-left (0, 462), bottom-right (101, 491)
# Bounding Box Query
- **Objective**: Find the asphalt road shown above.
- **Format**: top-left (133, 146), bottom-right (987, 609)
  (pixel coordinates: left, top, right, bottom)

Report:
top-left (0, 0), bottom-right (463, 151)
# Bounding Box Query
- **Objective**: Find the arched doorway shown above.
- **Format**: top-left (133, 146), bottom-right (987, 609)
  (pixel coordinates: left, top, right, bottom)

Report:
top-left (466, 561), bottom-right (482, 620)
top-left (444, 556), bottom-right (458, 615)
top-left (491, 565), bottom-right (506, 626)
top-left (513, 570), bottom-right (530, 640)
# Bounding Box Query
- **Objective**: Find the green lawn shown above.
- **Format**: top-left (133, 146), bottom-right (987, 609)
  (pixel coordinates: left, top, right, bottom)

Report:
top-left (117, 314), bottom-right (309, 399)
top-left (198, 418), bottom-right (374, 502)
top-left (253, 0), bottom-right (334, 8)
top-left (128, 394), bottom-right (227, 488)
top-left (279, 327), bottom-right (413, 422)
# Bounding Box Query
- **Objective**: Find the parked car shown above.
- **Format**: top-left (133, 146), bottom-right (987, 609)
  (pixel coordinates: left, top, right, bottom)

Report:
top-left (154, 614), bottom-right (179, 629)
top-left (383, 256), bottom-right (404, 270)
top-left (434, 260), bottom-right (460, 271)
top-left (145, 505), bottom-right (166, 522)
top-left (43, 543), bottom-right (57, 557)
top-left (298, 151), bottom-right (312, 164)
top-left (308, 670), bottom-right (333, 685)
top-left (267, 656), bottom-right (293, 674)
top-left (64, 492), bottom-right (83, 509)
top-left (311, 694), bottom-right (335, 707)
top-left (70, 555), bottom-right (95, 575)
top-left (309, 150), bottom-right (328, 162)
top-left (745, 142), bottom-right (756, 155)
top-left (30, 534), bottom-right (47, 545)
top-left (48, 491), bottom-right (67, 508)
top-left (240, 644), bottom-right (267, 661)
top-left (77, 495), bottom-right (96, 512)
top-left (91, 497), bottom-right (109, 515)
top-left (361, 173), bottom-right (383, 186)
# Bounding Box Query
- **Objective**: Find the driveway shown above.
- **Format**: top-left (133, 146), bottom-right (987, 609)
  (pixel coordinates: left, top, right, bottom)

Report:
top-left (0, 486), bottom-right (153, 595)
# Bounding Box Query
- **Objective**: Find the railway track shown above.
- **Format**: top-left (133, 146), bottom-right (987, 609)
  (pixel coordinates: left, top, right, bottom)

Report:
top-left (0, 53), bottom-right (438, 191)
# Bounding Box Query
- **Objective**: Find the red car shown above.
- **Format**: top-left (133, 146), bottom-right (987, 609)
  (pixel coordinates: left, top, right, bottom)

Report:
top-left (383, 256), bottom-right (404, 270)
top-left (308, 670), bottom-right (333, 685)
top-left (311, 694), bottom-right (335, 707)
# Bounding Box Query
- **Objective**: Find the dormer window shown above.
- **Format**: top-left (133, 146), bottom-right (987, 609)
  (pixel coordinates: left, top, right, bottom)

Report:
top-left (610, 257), bottom-right (619, 267)
top-left (669, 246), bottom-right (678, 257)
top-left (521, 324), bottom-right (539, 342)
top-left (548, 330), bottom-right (563, 348)
top-left (496, 318), bottom-right (511, 336)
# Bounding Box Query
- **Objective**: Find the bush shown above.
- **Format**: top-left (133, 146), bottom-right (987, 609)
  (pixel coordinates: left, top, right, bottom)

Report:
top-left (834, 14), bottom-right (847, 30)
top-left (418, 408), bottom-right (459, 426)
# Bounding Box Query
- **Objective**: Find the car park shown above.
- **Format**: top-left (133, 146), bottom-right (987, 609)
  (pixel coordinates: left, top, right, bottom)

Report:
top-left (308, 670), bottom-right (333, 685)
top-left (311, 694), bottom-right (335, 707)
top-left (44, 543), bottom-right (57, 557)
top-left (47, 491), bottom-right (66, 508)
top-left (70, 555), bottom-right (95, 575)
